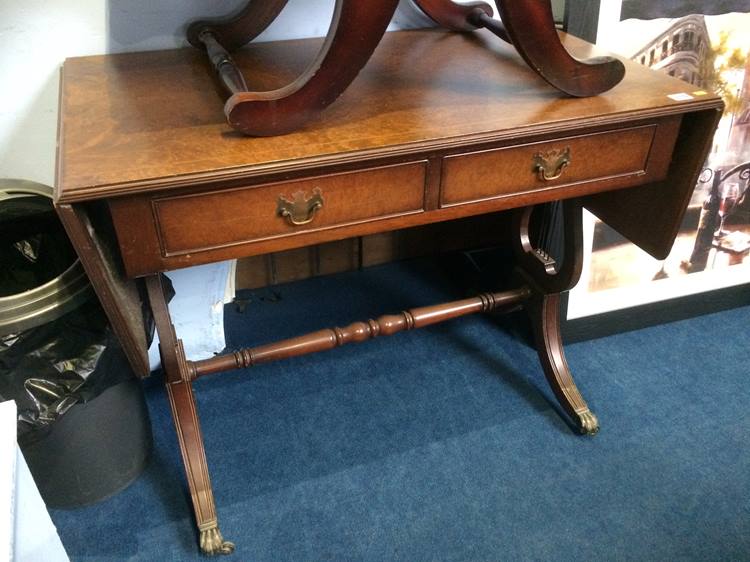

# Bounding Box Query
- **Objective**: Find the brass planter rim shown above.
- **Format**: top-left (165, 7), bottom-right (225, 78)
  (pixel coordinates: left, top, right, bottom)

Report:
top-left (0, 179), bottom-right (92, 336)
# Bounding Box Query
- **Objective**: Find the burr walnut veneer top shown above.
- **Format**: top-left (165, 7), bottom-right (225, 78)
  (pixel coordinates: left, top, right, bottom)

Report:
top-left (55, 29), bottom-right (719, 204)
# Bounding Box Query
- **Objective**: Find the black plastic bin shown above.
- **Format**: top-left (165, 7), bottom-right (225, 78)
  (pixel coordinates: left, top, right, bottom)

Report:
top-left (0, 179), bottom-right (152, 508)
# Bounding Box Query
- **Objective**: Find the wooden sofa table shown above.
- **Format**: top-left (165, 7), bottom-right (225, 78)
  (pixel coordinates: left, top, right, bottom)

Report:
top-left (55, 29), bottom-right (721, 555)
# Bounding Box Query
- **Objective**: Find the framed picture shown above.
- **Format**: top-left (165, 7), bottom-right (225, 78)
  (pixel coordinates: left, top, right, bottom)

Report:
top-left (564, 0), bottom-right (750, 337)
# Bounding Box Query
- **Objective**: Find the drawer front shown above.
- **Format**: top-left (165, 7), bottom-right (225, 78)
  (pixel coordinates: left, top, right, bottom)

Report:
top-left (440, 119), bottom-right (679, 207)
top-left (152, 161), bottom-right (426, 256)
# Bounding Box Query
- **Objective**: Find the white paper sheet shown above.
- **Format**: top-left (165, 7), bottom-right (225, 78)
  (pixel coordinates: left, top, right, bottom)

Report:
top-left (148, 261), bottom-right (236, 370)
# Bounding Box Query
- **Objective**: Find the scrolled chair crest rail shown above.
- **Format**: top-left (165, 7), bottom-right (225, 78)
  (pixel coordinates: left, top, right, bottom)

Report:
top-left (188, 0), bottom-right (626, 136)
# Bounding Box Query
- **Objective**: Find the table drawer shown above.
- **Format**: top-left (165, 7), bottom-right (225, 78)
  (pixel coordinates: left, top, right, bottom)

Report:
top-left (440, 118), bottom-right (680, 207)
top-left (112, 161), bottom-right (426, 271)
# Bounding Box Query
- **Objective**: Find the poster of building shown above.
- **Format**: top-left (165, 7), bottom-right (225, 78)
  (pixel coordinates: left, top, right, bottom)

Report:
top-left (567, 2), bottom-right (750, 320)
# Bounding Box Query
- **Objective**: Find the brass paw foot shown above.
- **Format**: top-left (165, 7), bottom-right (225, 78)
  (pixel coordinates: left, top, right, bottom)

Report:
top-left (577, 410), bottom-right (599, 436)
top-left (200, 526), bottom-right (235, 556)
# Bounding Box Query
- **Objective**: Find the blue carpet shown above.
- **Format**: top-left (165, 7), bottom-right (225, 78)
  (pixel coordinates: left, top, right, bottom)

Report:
top-left (49, 258), bottom-right (750, 561)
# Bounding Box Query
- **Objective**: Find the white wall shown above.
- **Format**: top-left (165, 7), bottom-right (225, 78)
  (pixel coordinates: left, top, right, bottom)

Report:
top-left (0, 0), bottom-right (433, 187)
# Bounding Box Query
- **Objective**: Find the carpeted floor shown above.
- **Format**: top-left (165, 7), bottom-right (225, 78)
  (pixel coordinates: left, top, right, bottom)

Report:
top-left (49, 257), bottom-right (750, 561)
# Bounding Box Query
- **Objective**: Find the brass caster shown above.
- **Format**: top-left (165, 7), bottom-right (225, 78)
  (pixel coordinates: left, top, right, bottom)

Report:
top-left (200, 525), bottom-right (235, 556)
top-left (577, 410), bottom-right (599, 436)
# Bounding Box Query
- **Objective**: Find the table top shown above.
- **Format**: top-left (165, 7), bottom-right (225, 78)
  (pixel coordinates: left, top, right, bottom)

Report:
top-left (55, 28), bottom-right (720, 204)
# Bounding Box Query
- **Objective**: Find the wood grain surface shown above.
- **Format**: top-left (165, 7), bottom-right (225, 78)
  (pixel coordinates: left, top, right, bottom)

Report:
top-left (56, 29), bottom-right (720, 203)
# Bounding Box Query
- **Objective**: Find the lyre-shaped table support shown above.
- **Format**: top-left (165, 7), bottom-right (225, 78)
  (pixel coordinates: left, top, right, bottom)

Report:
top-left (512, 199), bottom-right (599, 434)
top-left (144, 275), bottom-right (236, 556)
top-left (188, 0), bottom-right (625, 136)
top-left (147, 199), bottom-right (598, 554)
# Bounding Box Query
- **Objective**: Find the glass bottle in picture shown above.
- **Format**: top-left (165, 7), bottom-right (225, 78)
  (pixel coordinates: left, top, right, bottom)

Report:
top-left (715, 181), bottom-right (740, 237)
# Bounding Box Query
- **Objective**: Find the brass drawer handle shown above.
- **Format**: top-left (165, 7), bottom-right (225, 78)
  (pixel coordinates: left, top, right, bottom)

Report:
top-left (277, 188), bottom-right (324, 226)
top-left (533, 147), bottom-right (571, 181)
